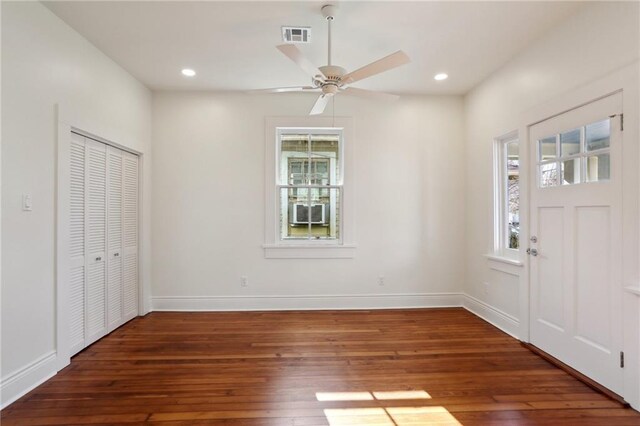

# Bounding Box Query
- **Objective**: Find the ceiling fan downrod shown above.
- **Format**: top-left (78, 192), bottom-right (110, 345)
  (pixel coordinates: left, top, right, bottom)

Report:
top-left (322, 4), bottom-right (336, 66)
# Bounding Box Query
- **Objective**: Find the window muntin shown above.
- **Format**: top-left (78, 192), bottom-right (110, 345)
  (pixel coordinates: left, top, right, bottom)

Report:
top-left (494, 134), bottom-right (520, 254)
top-left (537, 118), bottom-right (611, 187)
top-left (277, 129), bottom-right (342, 242)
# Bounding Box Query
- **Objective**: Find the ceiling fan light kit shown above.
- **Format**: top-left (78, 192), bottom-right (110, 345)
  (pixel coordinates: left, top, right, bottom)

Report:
top-left (253, 4), bottom-right (411, 115)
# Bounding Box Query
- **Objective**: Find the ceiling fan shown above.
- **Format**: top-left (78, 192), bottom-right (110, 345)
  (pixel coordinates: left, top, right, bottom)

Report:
top-left (253, 4), bottom-right (411, 115)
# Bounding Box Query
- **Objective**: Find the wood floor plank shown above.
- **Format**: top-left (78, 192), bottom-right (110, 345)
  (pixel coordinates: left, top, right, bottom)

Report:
top-left (1, 308), bottom-right (638, 425)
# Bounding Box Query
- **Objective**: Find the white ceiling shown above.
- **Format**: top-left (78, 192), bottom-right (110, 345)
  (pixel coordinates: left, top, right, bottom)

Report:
top-left (44, 1), bottom-right (584, 95)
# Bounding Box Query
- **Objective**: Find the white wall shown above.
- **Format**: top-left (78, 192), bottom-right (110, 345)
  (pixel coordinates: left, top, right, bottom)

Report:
top-left (151, 92), bottom-right (465, 309)
top-left (1, 1), bottom-right (152, 407)
top-left (2, 0), bottom-right (638, 413)
top-left (463, 1), bottom-right (639, 407)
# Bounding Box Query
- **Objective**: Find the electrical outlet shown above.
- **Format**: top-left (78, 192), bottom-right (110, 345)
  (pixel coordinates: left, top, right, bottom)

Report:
top-left (377, 275), bottom-right (385, 286)
top-left (240, 276), bottom-right (248, 287)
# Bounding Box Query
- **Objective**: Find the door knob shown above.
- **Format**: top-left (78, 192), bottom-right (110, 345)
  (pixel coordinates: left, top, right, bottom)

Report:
top-left (95, 256), bottom-right (102, 261)
top-left (114, 252), bottom-right (120, 257)
top-left (527, 248), bottom-right (538, 256)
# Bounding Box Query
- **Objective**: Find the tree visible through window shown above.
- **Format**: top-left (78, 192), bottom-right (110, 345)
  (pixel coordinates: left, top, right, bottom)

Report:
top-left (506, 142), bottom-right (520, 249)
top-left (494, 134), bottom-right (519, 255)
top-left (277, 129), bottom-right (343, 241)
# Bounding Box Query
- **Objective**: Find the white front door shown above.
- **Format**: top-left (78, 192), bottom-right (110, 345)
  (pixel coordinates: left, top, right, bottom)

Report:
top-left (529, 92), bottom-right (624, 395)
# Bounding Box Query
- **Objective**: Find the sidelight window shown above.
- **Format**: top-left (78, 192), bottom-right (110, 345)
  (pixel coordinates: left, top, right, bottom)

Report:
top-left (494, 132), bottom-right (520, 253)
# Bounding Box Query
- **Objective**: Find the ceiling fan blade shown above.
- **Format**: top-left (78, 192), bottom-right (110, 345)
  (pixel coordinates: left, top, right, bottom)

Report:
top-left (342, 50), bottom-right (410, 84)
top-left (341, 87), bottom-right (399, 102)
top-left (309, 94), bottom-right (330, 115)
top-left (248, 86), bottom-right (319, 94)
top-left (276, 44), bottom-right (325, 80)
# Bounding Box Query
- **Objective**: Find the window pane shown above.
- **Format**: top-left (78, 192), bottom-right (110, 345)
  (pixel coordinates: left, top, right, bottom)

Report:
top-left (586, 153), bottom-right (610, 182)
top-left (280, 187), bottom-right (340, 240)
top-left (539, 162), bottom-right (559, 188)
top-left (538, 136), bottom-right (557, 162)
top-left (311, 134), bottom-right (340, 184)
top-left (561, 158), bottom-right (581, 185)
top-left (280, 134), bottom-right (309, 185)
top-left (506, 142), bottom-right (519, 249)
top-left (280, 187), bottom-right (309, 240)
top-left (312, 188), bottom-right (340, 240)
top-left (586, 119), bottom-right (610, 151)
top-left (560, 128), bottom-right (581, 157)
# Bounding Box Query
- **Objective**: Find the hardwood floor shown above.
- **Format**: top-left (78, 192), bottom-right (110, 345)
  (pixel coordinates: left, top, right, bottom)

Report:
top-left (2, 308), bottom-right (639, 425)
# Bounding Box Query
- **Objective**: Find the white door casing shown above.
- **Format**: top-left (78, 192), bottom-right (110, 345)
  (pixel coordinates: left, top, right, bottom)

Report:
top-left (529, 92), bottom-right (624, 394)
top-left (69, 133), bottom-right (86, 354)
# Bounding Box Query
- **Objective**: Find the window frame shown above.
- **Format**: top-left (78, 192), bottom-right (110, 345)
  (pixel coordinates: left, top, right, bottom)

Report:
top-left (276, 127), bottom-right (344, 244)
top-left (493, 131), bottom-right (520, 259)
top-left (263, 117), bottom-right (356, 259)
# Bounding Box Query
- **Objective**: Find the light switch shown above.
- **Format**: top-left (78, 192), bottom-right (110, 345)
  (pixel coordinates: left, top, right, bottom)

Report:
top-left (22, 193), bottom-right (33, 211)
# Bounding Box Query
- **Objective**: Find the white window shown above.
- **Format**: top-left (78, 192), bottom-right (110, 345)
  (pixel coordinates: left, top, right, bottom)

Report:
top-left (494, 132), bottom-right (520, 255)
top-left (277, 128), bottom-right (343, 242)
top-left (263, 117), bottom-right (355, 259)
top-left (537, 118), bottom-right (611, 188)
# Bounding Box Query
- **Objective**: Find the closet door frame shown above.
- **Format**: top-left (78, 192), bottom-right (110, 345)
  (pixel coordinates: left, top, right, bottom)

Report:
top-left (56, 120), bottom-right (143, 371)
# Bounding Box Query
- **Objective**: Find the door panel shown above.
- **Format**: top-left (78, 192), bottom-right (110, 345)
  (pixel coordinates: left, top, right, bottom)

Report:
top-left (85, 139), bottom-right (107, 344)
top-left (529, 92), bottom-right (623, 395)
top-left (107, 147), bottom-right (124, 330)
top-left (123, 151), bottom-right (139, 320)
top-left (575, 206), bottom-right (611, 351)
top-left (536, 207), bottom-right (565, 331)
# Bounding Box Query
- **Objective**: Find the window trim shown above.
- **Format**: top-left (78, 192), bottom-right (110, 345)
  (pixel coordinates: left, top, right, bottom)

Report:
top-left (263, 117), bottom-right (356, 259)
top-left (493, 130), bottom-right (520, 259)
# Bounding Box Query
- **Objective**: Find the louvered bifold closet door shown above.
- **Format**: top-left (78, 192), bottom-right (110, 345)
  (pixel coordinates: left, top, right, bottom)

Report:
top-left (69, 133), bottom-right (86, 355)
top-left (85, 139), bottom-right (108, 345)
top-left (107, 146), bottom-right (124, 331)
top-left (122, 151), bottom-right (139, 320)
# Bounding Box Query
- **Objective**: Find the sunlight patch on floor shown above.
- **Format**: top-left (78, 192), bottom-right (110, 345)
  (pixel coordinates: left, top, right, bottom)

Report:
top-left (387, 406), bottom-right (462, 425)
top-left (373, 390), bottom-right (431, 400)
top-left (316, 390), bottom-right (431, 402)
top-left (324, 408), bottom-right (394, 425)
top-left (317, 392), bottom-right (375, 401)
top-left (318, 390), bottom-right (461, 426)
top-left (323, 406), bottom-right (461, 426)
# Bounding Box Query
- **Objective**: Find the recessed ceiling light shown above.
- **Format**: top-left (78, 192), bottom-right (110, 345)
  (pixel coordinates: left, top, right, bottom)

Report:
top-left (181, 68), bottom-right (196, 77)
top-left (434, 73), bottom-right (448, 81)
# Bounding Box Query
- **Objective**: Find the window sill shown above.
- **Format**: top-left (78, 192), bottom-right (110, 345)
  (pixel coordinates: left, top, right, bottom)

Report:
top-left (485, 253), bottom-right (524, 267)
top-left (263, 244), bottom-right (357, 259)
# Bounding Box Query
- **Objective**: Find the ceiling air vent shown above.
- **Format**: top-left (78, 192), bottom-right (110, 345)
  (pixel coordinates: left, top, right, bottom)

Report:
top-left (282, 26), bottom-right (311, 43)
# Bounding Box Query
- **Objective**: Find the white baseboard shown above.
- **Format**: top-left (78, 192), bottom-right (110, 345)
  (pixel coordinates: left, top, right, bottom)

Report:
top-left (1, 351), bottom-right (57, 409)
top-left (152, 293), bottom-right (464, 311)
top-left (462, 294), bottom-right (520, 338)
